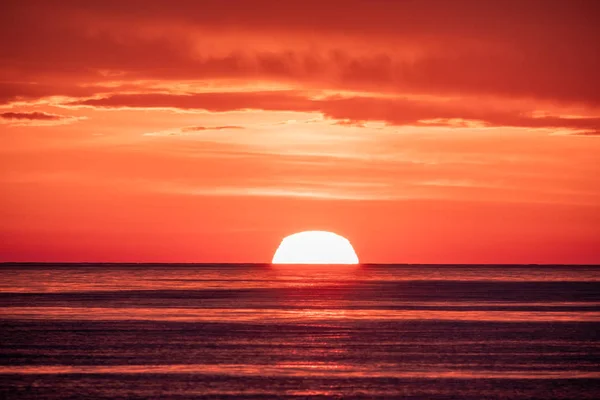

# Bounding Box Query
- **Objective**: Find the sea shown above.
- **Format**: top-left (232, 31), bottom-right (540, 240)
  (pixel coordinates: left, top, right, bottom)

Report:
top-left (1, 263), bottom-right (599, 399)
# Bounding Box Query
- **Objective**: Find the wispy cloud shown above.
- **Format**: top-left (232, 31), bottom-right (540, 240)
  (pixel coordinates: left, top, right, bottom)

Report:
top-left (143, 125), bottom-right (245, 136)
top-left (181, 125), bottom-right (244, 132)
top-left (0, 111), bottom-right (83, 126)
top-left (566, 130), bottom-right (600, 136)
top-left (156, 180), bottom-right (397, 201)
top-left (1, 111), bottom-right (65, 121)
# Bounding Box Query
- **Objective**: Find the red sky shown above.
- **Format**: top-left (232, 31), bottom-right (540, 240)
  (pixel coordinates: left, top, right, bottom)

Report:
top-left (1, 0), bottom-right (599, 263)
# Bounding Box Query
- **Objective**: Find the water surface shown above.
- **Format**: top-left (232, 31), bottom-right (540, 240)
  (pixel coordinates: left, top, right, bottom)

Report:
top-left (1, 264), bottom-right (599, 399)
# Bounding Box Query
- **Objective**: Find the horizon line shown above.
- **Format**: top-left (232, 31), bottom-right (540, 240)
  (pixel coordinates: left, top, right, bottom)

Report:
top-left (1, 262), bottom-right (598, 267)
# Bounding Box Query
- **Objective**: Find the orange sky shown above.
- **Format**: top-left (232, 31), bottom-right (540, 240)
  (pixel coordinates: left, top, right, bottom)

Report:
top-left (1, 0), bottom-right (599, 263)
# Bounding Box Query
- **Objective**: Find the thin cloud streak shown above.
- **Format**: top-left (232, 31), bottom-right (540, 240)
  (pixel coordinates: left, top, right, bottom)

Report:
top-left (1, 111), bottom-right (65, 120)
top-left (143, 125), bottom-right (245, 136)
top-left (65, 92), bottom-right (600, 134)
top-left (0, 111), bottom-right (83, 126)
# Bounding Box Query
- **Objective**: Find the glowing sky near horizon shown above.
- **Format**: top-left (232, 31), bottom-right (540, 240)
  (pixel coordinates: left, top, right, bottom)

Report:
top-left (0, 0), bottom-right (599, 263)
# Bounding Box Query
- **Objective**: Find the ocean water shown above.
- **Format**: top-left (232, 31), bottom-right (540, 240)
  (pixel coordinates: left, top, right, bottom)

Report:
top-left (1, 264), bottom-right (599, 399)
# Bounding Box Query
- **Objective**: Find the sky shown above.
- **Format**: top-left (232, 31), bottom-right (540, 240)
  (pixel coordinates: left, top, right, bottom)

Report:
top-left (1, 0), bottom-right (599, 264)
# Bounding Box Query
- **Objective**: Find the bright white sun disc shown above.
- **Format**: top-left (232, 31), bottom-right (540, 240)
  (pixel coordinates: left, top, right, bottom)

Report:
top-left (272, 231), bottom-right (359, 264)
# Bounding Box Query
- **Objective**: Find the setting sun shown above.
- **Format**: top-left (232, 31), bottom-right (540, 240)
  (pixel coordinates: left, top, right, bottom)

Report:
top-left (272, 231), bottom-right (359, 264)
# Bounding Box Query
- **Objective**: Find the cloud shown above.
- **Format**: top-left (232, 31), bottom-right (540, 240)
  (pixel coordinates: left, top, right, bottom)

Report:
top-left (143, 125), bottom-right (245, 136)
top-left (0, 110), bottom-right (83, 126)
top-left (1, 1), bottom-right (598, 105)
top-left (67, 91), bottom-right (313, 112)
top-left (181, 125), bottom-right (244, 132)
top-left (0, 111), bottom-right (65, 120)
top-left (157, 180), bottom-right (396, 200)
top-left (1, 1), bottom-right (597, 135)
top-left (567, 130), bottom-right (600, 136)
top-left (0, 82), bottom-right (103, 106)
top-left (68, 91), bottom-right (600, 134)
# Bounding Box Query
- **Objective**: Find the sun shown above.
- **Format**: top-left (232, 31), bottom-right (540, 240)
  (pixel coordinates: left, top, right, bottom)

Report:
top-left (272, 231), bottom-right (359, 264)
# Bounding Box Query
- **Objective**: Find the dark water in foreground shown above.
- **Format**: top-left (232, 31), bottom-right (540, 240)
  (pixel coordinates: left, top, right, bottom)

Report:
top-left (1, 264), bottom-right (599, 399)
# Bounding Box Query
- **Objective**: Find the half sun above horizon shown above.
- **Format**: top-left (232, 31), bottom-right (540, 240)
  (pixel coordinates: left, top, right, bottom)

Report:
top-left (272, 231), bottom-right (359, 264)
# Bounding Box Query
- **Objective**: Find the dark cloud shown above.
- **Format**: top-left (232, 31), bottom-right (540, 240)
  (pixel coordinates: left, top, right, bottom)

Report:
top-left (67, 91), bottom-right (315, 112)
top-left (568, 130), bottom-right (600, 136)
top-left (67, 91), bottom-right (600, 133)
top-left (0, 82), bottom-right (137, 106)
top-left (1, 0), bottom-right (598, 105)
top-left (0, 111), bottom-right (66, 120)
